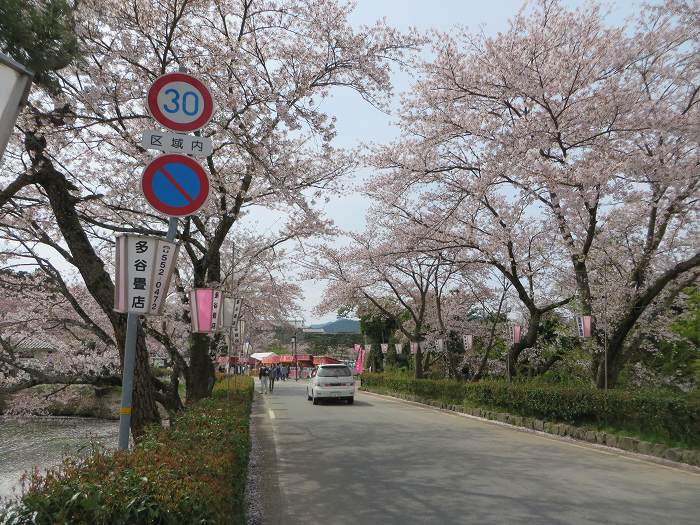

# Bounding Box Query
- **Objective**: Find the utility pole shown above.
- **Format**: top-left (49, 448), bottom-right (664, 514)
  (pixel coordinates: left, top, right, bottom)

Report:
top-left (292, 334), bottom-right (298, 381)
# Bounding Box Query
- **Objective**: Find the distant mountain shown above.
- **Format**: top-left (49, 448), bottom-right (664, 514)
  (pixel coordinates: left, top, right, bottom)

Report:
top-left (308, 318), bottom-right (360, 334)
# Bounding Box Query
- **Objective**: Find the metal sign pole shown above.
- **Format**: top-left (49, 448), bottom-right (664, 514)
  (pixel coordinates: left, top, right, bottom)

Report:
top-left (118, 217), bottom-right (178, 450)
top-left (117, 312), bottom-right (139, 449)
top-left (228, 324), bottom-right (233, 395)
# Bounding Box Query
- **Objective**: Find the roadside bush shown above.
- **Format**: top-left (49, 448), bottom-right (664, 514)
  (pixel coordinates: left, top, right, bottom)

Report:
top-left (361, 373), bottom-right (700, 447)
top-left (1, 377), bottom-right (253, 525)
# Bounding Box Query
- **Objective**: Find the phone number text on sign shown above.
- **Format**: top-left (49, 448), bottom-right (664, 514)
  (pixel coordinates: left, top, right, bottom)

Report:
top-left (147, 73), bottom-right (214, 132)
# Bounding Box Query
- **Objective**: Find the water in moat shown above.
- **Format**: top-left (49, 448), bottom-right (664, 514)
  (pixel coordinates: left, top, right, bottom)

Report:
top-left (0, 417), bottom-right (119, 503)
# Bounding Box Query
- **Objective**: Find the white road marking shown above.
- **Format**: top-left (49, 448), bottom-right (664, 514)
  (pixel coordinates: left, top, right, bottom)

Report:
top-left (268, 409), bottom-right (276, 419)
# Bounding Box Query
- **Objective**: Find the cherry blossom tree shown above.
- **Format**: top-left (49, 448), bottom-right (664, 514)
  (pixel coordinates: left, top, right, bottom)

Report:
top-left (362, 171), bottom-right (574, 379)
top-left (0, 269), bottom-right (119, 393)
top-left (309, 210), bottom-right (469, 378)
top-left (367, 0), bottom-right (699, 387)
top-left (0, 0), bottom-right (419, 435)
top-left (142, 229), bottom-right (304, 409)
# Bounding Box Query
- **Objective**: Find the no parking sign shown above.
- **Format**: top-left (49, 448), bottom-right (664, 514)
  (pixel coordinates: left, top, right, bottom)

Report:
top-left (141, 154), bottom-right (209, 217)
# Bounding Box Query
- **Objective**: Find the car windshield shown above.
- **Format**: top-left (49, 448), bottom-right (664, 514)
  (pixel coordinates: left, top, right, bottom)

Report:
top-left (317, 366), bottom-right (351, 377)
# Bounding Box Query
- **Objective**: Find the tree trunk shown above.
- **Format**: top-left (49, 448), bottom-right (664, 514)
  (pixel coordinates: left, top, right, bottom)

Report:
top-left (186, 333), bottom-right (215, 401)
top-left (111, 316), bottom-right (161, 436)
top-left (132, 326), bottom-right (161, 435)
top-left (414, 343), bottom-right (423, 379)
top-left (507, 310), bottom-right (541, 378)
top-left (595, 347), bottom-right (625, 389)
top-left (185, 251), bottom-right (221, 401)
top-left (594, 255), bottom-right (700, 388)
top-left (25, 129), bottom-right (161, 437)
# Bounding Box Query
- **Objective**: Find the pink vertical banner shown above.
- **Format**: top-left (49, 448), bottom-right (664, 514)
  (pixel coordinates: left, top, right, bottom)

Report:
top-left (355, 348), bottom-right (365, 374)
top-left (191, 288), bottom-right (214, 333)
top-left (577, 316), bottom-right (593, 338)
top-left (583, 316), bottom-right (592, 337)
top-left (509, 324), bottom-right (522, 344)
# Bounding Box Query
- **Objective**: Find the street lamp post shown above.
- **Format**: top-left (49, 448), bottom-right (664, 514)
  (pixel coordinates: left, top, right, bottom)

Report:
top-left (0, 52), bottom-right (33, 162)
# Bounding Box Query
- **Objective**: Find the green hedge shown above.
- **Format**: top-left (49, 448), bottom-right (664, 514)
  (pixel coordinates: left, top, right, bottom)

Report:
top-left (361, 374), bottom-right (700, 447)
top-left (1, 377), bottom-right (254, 525)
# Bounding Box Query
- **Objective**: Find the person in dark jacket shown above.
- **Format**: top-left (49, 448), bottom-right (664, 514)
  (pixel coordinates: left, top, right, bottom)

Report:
top-left (258, 366), bottom-right (270, 394)
top-left (269, 365), bottom-right (276, 393)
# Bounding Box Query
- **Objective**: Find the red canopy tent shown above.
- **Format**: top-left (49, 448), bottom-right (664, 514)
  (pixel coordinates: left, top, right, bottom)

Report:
top-left (217, 356), bottom-right (239, 366)
top-left (313, 356), bottom-right (342, 365)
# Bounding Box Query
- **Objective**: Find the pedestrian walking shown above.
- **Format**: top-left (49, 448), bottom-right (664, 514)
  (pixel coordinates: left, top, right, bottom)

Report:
top-left (269, 365), bottom-right (276, 393)
top-left (259, 366), bottom-right (269, 394)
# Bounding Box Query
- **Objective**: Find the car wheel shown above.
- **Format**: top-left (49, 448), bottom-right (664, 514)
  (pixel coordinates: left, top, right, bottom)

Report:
top-left (347, 397), bottom-right (354, 405)
top-left (307, 389), bottom-right (312, 401)
top-left (312, 391), bottom-right (320, 405)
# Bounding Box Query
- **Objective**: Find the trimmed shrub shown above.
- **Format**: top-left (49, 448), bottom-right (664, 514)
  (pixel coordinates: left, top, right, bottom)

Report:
top-left (361, 373), bottom-right (700, 447)
top-left (1, 378), bottom-right (253, 525)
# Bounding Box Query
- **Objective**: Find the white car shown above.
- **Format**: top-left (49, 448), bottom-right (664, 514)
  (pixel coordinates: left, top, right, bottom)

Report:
top-left (306, 364), bottom-right (355, 405)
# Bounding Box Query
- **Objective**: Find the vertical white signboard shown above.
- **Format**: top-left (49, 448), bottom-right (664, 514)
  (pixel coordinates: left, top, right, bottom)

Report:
top-left (149, 240), bottom-right (180, 315)
top-left (463, 334), bottom-right (473, 351)
top-left (114, 235), bottom-right (178, 315)
top-left (125, 236), bottom-right (156, 314)
top-left (222, 297), bottom-right (243, 329)
top-left (211, 289), bottom-right (223, 332)
top-left (232, 318), bottom-right (245, 344)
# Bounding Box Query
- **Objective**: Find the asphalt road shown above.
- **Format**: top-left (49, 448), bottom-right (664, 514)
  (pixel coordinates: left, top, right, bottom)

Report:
top-left (252, 380), bottom-right (700, 525)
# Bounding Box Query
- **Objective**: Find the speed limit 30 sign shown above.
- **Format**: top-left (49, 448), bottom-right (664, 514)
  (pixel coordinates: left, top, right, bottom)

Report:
top-left (147, 72), bottom-right (214, 132)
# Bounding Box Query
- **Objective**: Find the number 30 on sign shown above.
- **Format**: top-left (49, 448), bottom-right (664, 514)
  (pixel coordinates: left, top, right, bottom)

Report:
top-left (147, 73), bottom-right (214, 132)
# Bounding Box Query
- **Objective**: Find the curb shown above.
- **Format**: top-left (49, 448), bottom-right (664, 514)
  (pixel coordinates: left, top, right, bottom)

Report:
top-left (359, 388), bottom-right (700, 475)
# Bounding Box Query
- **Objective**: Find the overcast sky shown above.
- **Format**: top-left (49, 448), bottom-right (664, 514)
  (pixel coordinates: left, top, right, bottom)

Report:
top-left (243, 0), bottom-right (649, 325)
